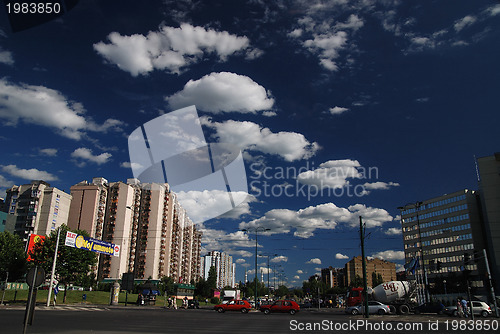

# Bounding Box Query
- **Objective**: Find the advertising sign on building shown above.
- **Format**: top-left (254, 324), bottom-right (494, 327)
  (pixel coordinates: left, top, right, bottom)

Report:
top-left (65, 231), bottom-right (120, 257)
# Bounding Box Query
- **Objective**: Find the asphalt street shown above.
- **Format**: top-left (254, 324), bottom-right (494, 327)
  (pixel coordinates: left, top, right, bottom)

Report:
top-left (0, 305), bottom-right (498, 334)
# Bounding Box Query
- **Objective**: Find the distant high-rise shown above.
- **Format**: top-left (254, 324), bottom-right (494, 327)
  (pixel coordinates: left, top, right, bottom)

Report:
top-left (200, 251), bottom-right (235, 289)
top-left (321, 267), bottom-right (345, 289)
top-left (344, 256), bottom-right (396, 287)
top-left (477, 153), bottom-right (500, 292)
top-left (3, 180), bottom-right (71, 242)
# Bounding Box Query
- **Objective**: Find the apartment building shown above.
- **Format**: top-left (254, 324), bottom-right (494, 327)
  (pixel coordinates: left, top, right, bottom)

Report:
top-left (344, 256), bottom-right (396, 287)
top-left (3, 180), bottom-right (71, 242)
top-left (67, 177), bottom-right (109, 239)
top-left (321, 267), bottom-right (345, 289)
top-left (200, 251), bottom-right (235, 289)
top-left (68, 178), bottom-right (201, 282)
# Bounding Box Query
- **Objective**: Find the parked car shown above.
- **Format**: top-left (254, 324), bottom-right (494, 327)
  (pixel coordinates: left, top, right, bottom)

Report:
top-left (214, 299), bottom-right (251, 313)
top-left (444, 301), bottom-right (492, 318)
top-left (345, 301), bottom-right (391, 315)
top-left (299, 301), bottom-right (313, 309)
top-left (414, 302), bottom-right (445, 315)
top-left (260, 300), bottom-right (300, 315)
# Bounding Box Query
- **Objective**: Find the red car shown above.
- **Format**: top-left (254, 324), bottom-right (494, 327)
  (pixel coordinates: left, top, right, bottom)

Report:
top-left (260, 300), bottom-right (300, 315)
top-left (214, 299), bottom-right (251, 313)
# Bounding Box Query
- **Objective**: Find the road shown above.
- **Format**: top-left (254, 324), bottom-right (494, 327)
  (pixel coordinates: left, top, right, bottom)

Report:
top-left (0, 305), bottom-right (497, 333)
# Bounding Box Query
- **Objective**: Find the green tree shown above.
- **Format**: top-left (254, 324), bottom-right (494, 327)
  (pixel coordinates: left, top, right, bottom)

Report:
top-left (349, 274), bottom-right (364, 287)
top-left (0, 231), bottom-right (27, 281)
top-left (29, 225), bottom-right (97, 302)
top-left (275, 285), bottom-right (289, 298)
top-left (206, 266), bottom-right (217, 291)
top-left (159, 276), bottom-right (174, 296)
top-left (194, 278), bottom-right (213, 298)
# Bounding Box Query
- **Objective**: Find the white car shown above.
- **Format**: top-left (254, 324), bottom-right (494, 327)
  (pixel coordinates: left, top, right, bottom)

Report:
top-left (345, 301), bottom-right (391, 315)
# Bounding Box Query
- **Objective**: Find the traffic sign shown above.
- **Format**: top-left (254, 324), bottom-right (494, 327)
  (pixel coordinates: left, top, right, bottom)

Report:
top-left (26, 267), bottom-right (45, 288)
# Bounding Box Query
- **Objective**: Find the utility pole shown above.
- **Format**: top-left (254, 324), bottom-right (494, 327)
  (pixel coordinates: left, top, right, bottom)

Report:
top-left (483, 249), bottom-right (499, 318)
top-left (360, 216), bottom-right (369, 318)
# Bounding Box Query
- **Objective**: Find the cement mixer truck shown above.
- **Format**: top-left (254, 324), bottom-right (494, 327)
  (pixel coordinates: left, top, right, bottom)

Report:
top-left (346, 281), bottom-right (416, 314)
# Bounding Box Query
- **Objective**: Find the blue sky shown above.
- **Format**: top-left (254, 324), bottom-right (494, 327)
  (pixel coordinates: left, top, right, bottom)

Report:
top-left (1, 0), bottom-right (499, 286)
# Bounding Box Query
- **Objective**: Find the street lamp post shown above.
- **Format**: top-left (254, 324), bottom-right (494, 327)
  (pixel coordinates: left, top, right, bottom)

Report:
top-left (258, 253), bottom-right (278, 293)
top-left (241, 227), bottom-right (270, 308)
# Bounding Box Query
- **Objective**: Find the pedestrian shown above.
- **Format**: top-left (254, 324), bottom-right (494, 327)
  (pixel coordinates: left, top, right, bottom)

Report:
top-left (205, 298), bottom-right (208, 305)
top-left (460, 298), bottom-right (468, 318)
top-left (457, 298), bottom-right (463, 317)
top-left (137, 292), bottom-right (144, 306)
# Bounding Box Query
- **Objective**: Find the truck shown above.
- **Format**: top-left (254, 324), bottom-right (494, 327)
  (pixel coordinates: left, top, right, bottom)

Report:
top-left (222, 289), bottom-right (241, 303)
top-left (346, 281), bottom-right (416, 314)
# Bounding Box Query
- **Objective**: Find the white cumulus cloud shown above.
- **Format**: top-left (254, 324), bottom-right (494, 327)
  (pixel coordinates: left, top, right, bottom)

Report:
top-left (1, 165), bottom-right (58, 181)
top-left (203, 118), bottom-right (319, 162)
top-left (239, 202), bottom-right (393, 238)
top-left (0, 49), bottom-right (14, 66)
top-left (335, 253), bottom-right (349, 260)
top-left (306, 258), bottom-right (322, 265)
top-left (0, 79), bottom-right (124, 140)
top-left (371, 250), bottom-right (405, 261)
top-left (270, 255), bottom-right (288, 263)
top-left (166, 72), bottom-right (274, 114)
top-left (39, 148), bottom-right (58, 157)
top-left (94, 24), bottom-right (257, 76)
top-left (329, 106), bottom-right (349, 115)
top-left (385, 227), bottom-right (402, 235)
top-left (71, 148), bottom-right (112, 165)
top-left (297, 159), bottom-right (362, 189)
top-left (176, 190), bottom-right (253, 223)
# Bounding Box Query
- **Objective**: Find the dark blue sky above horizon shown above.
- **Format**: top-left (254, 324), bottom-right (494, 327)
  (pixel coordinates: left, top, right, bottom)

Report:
top-left (1, 0), bottom-right (499, 286)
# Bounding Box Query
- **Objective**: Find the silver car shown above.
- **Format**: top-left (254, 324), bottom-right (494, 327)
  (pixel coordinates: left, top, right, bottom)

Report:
top-left (444, 301), bottom-right (492, 318)
top-left (345, 301), bottom-right (391, 315)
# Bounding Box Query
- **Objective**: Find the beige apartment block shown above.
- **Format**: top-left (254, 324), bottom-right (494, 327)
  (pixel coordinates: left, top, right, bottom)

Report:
top-left (3, 181), bottom-right (71, 242)
top-left (344, 256), bottom-right (396, 287)
top-left (68, 177), bottom-right (108, 238)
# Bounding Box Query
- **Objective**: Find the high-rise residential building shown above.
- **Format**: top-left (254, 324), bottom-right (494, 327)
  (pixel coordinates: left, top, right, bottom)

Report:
top-left (67, 177), bottom-right (109, 239)
top-left (477, 153), bottom-right (500, 292)
top-left (344, 256), bottom-right (396, 287)
top-left (400, 189), bottom-right (487, 300)
top-left (321, 267), bottom-right (345, 289)
top-left (3, 181), bottom-right (71, 242)
top-left (99, 181), bottom-right (138, 280)
top-left (200, 251), bottom-right (235, 289)
top-left (67, 178), bottom-right (201, 282)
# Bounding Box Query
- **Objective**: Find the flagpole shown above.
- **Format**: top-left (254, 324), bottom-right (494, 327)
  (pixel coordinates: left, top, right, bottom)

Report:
top-left (47, 227), bottom-right (61, 307)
